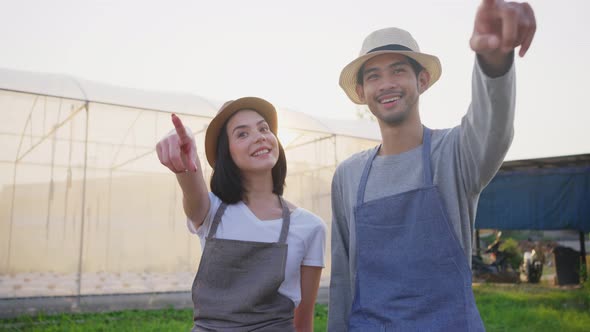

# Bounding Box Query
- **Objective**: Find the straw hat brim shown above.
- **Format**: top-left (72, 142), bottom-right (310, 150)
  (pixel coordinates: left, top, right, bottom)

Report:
top-left (339, 50), bottom-right (442, 104)
top-left (204, 97), bottom-right (278, 168)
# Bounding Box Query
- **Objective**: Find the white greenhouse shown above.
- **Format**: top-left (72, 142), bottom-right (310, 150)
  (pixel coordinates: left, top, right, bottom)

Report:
top-left (0, 67), bottom-right (380, 301)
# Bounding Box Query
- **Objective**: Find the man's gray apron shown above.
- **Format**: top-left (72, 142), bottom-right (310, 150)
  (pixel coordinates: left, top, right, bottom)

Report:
top-left (191, 196), bottom-right (295, 331)
top-left (349, 127), bottom-right (485, 331)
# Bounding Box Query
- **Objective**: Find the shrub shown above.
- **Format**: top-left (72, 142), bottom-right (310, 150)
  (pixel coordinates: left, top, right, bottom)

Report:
top-left (500, 238), bottom-right (523, 270)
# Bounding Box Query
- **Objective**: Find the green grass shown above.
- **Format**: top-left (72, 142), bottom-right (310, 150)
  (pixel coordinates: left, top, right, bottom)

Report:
top-left (0, 305), bottom-right (328, 332)
top-left (313, 303), bottom-right (328, 331)
top-left (0, 307), bottom-right (193, 332)
top-left (474, 282), bottom-right (590, 332)
top-left (1, 283), bottom-right (588, 331)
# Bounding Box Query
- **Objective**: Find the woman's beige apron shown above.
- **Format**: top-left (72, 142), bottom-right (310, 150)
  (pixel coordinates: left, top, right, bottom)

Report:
top-left (191, 197), bottom-right (295, 331)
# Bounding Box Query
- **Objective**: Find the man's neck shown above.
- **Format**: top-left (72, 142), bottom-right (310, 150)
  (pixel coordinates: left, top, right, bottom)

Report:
top-left (378, 119), bottom-right (424, 156)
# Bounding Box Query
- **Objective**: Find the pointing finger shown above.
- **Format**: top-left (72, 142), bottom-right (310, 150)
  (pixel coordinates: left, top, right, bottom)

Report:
top-left (500, 4), bottom-right (519, 53)
top-left (481, 0), bottom-right (497, 10)
top-left (171, 114), bottom-right (189, 140)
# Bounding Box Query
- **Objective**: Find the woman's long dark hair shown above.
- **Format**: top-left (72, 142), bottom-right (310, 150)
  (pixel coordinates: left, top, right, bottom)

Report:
top-left (210, 112), bottom-right (287, 204)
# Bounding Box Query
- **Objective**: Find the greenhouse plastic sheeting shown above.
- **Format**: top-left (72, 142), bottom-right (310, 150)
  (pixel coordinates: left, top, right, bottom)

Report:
top-left (0, 67), bottom-right (381, 299)
top-left (475, 166), bottom-right (590, 232)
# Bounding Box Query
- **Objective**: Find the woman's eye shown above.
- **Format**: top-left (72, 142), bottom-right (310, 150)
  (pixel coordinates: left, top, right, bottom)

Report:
top-left (237, 132), bottom-right (247, 138)
top-left (260, 126), bottom-right (270, 132)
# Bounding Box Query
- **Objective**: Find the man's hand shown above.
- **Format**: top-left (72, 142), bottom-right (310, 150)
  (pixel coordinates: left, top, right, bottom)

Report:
top-left (156, 114), bottom-right (198, 173)
top-left (470, 0), bottom-right (536, 75)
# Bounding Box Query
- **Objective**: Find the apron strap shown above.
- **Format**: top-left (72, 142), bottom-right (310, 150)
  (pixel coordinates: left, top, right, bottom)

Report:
top-left (278, 196), bottom-right (291, 244)
top-left (356, 145), bottom-right (381, 206)
top-left (207, 196), bottom-right (291, 244)
top-left (207, 202), bottom-right (228, 238)
top-left (422, 126), bottom-right (433, 186)
top-left (356, 126), bottom-right (434, 206)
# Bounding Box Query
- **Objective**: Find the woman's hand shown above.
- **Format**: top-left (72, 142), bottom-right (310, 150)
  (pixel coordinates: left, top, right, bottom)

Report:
top-left (156, 114), bottom-right (198, 173)
top-left (156, 114), bottom-right (209, 227)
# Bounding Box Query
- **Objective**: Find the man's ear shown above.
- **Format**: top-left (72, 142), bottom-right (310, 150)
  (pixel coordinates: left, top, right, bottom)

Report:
top-left (418, 70), bottom-right (431, 94)
top-left (355, 84), bottom-right (366, 103)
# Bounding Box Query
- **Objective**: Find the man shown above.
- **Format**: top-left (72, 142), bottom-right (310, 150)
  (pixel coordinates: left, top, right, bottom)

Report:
top-left (328, 0), bottom-right (536, 331)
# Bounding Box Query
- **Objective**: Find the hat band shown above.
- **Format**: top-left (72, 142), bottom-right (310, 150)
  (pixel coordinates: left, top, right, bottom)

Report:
top-left (367, 44), bottom-right (413, 54)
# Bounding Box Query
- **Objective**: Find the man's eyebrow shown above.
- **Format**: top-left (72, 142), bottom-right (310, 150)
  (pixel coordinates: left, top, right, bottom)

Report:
top-left (388, 60), bottom-right (410, 69)
top-left (363, 60), bottom-right (410, 76)
top-left (362, 67), bottom-right (379, 76)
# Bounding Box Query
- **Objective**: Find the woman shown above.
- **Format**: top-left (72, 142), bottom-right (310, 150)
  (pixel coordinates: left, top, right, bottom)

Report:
top-left (156, 97), bottom-right (326, 331)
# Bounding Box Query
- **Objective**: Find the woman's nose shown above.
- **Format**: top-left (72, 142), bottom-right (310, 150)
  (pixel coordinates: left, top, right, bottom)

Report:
top-left (255, 132), bottom-right (267, 142)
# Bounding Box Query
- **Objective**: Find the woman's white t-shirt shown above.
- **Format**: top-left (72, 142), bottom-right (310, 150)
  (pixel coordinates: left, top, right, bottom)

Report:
top-left (187, 192), bottom-right (326, 307)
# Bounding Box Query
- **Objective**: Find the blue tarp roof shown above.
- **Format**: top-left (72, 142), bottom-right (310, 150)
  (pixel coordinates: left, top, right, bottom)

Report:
top-left (475, 164), bottom-right (590, 232)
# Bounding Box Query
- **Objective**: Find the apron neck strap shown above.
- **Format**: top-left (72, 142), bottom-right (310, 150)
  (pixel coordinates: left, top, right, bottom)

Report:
top-left (422, 126), bottom-right (433, 186)
top-left (356, 125), bottom-right (433, 206)
top-left (356, 145), bottom-right (380, 206)
top-left (207, 202), bottom-right (228, 238)
top-left (207, 195), bottom-right (291, 244)
top-left (278, 196), bottom-right (290, 244)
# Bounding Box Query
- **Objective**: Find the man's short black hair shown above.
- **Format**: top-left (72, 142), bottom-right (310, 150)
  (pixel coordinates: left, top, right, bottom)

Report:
top-left (210, 114), bottom-right (287, 204)
top-left (356, 55), bottom-right (424, 86)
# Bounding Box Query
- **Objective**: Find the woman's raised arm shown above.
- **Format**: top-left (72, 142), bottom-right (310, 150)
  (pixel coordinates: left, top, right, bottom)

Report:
top-left (156, 114), bottom-right (210, 227)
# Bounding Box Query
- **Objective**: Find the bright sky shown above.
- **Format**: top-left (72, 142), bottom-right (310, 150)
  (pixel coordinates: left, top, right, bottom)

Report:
top-left (1, 0), bottom-right (588, 160)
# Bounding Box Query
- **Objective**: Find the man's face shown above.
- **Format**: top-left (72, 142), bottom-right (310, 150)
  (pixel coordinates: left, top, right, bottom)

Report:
top-left (355, 53), bottom-right (430, 126)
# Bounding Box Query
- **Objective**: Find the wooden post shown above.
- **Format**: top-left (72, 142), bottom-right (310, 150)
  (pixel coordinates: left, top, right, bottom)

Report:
top-left (580, 231), bottom-right (587, 282)
top-left (475, 229), bottom-right (481, 258)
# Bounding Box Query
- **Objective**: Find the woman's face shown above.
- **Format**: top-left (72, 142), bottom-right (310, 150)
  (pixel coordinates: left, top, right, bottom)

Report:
top-left (226, 109), bottom-right (279, 174)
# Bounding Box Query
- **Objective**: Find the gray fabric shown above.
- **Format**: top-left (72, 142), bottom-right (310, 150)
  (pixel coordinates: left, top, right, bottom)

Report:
top-left (328, 58), bottom-right (516, 331)
top-left (192, 196), bottom-right (295, 331)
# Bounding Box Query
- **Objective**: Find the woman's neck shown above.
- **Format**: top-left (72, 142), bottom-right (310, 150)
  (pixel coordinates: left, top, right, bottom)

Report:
top-left (242, 173), bottom-right (284, 220)
top-left (242, 172), bottom-right (276, 205)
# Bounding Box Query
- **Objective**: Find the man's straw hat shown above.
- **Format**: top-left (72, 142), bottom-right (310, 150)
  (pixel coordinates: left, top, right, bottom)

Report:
top-left (339, 27), bottom-right (442, 104)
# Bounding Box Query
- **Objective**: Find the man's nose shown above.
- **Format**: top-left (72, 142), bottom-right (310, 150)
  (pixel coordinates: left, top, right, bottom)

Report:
top-left (379, 77), bottom-right (398, 92)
